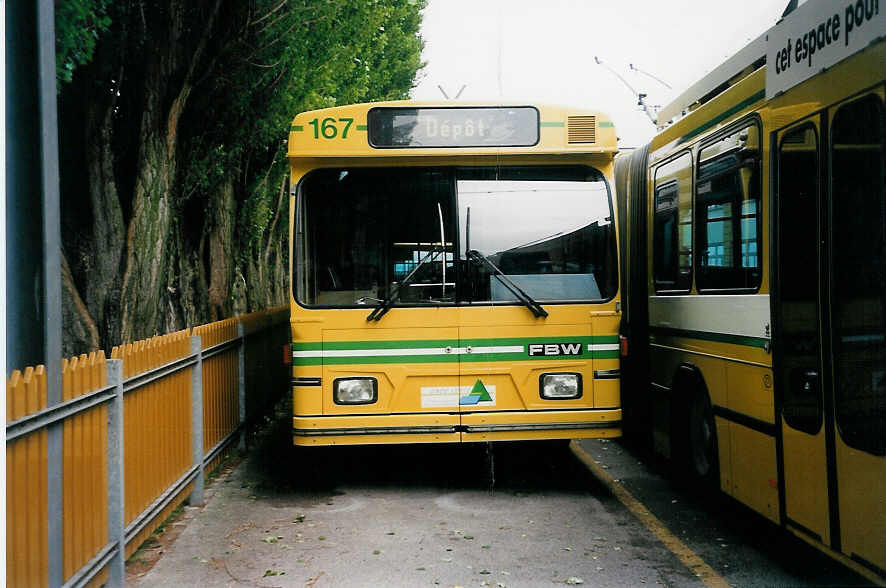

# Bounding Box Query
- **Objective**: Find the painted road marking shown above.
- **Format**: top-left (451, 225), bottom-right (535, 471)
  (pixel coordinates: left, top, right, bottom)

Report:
top-left (570, 441), bottom-right (730, 588)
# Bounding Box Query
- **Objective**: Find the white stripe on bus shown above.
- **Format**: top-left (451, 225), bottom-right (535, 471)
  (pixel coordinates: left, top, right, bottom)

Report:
top-left (648, 294), bottom-right (770, 340)
top-left (293, 343), bottom-right (619, 358)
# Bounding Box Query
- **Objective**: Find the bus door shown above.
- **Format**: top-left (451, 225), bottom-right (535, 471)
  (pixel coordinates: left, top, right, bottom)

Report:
top-left (774, 118), bottom-right (832, 546)
top-left (776, 91), bottom-right (886, 574)
top-left (826, 91), bottom-right (885, 574)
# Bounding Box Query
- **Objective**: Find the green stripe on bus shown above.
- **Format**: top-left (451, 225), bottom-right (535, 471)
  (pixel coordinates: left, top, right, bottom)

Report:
top-left (540, 121), bottom-right (565, 127)
top-left (357, 124), bottom-right (368, 131)
top-left (291, 125), bottom-right (304, 132)
top-left (598, 121), bottom-right (615, 127)
top-left (677, 89), bottom-right (765, 145)
top-left (650, 326), bottom-right (769, 349)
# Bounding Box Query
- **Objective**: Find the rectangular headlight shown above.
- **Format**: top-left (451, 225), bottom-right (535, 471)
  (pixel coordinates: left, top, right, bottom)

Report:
top-left (333, 377), bottom-right (378, 405)
top-left (540, 373), bottom-right (582, 400)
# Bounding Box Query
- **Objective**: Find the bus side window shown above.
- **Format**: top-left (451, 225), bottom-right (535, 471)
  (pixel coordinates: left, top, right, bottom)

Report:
top-left (652, 152), bottom-right (692, 293)
top-left (831, 93), bottom-right (886, 457)
top-left (696, 123), bottom-right (762, 292)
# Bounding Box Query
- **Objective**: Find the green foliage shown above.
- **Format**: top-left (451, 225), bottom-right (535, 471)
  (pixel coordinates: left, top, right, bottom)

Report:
top-left (57, 0), bottom-right (426, 325)
top-left (55, 0), bottom-right (112, 85)
top-left (176, 0), bottom-right (426, 258)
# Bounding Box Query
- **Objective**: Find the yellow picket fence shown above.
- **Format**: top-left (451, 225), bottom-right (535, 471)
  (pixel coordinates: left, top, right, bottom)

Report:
top-left (111, 330), bottom-right (194, 561)
top-left (7, 366), bottom-right (49, 588)
top-left (5, 307), bottom-right (289, 587)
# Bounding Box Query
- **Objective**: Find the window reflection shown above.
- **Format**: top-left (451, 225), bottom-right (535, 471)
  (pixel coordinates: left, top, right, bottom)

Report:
top-left (696, 123), bottom-right (762, 291)
top-left (458, 177), bottom-right (614, 302)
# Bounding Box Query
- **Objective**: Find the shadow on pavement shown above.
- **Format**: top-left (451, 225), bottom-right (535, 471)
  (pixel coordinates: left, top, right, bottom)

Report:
top-left (242, 398), bottom-right (608, 501)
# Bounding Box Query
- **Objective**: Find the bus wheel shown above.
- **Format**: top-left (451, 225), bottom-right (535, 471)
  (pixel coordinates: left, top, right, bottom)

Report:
top-left (687, 389), bottom-right (717, 482)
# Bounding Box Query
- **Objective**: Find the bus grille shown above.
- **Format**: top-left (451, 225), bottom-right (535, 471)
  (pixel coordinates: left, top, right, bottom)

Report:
top-left (568, 116), bottom-right (596, 143)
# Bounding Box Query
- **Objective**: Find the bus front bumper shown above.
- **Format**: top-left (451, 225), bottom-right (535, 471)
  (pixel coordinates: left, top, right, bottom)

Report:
top-left (292, 409), bottom-right (621, 446)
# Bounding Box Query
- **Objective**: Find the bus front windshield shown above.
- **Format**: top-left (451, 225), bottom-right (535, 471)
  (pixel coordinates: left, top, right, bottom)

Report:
top-left (295, 166), bottom-right (617, 309)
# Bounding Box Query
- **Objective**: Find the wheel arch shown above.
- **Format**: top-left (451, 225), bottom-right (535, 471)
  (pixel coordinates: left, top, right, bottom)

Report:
top-left (670, 362), bottom-right (720, 483)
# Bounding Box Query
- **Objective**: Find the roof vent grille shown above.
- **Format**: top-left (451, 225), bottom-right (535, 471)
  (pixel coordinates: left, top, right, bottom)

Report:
top-left (568, 116), bottom-right (596, 143)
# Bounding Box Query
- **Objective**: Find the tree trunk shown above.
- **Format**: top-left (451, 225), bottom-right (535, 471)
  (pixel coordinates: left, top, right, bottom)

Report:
top-left (84, 89), bottom-right (126, 348)
top-left (119, 0), bottom-right (222, 343)
top-left (208, 176), bottom-right (236, 321)
top-left (61, 253), bottom-right (101, 356)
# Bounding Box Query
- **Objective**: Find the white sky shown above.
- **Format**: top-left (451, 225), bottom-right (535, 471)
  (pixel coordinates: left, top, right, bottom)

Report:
top-left (412, 0), bottom-right (788, 147)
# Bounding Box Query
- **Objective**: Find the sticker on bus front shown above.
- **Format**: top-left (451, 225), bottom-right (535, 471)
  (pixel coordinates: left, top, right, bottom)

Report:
top-left (420, 381), bottom-right (496, 408)
top-left (460, 380), bottom-right (495, 406)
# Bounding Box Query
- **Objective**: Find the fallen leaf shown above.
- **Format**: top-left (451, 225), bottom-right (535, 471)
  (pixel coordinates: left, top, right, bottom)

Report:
top-left (565, 578), bottom-right (584, 585)
top-left (263, 569), bottom-right (284, 577)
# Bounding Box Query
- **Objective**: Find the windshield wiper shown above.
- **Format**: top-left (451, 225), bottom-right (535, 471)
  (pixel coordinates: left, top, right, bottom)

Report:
top-left (466, 249), bottom-right (548, 318)
top-left (366, 246), bottom-right (444, 322)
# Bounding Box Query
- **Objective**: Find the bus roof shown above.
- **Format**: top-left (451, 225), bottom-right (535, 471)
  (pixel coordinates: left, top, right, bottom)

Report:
top-left (655, 33), bottom-right (767, 129)
top-left (287, 101), bottom-right (618, 159)
top-left (656, 0), bottom-right (885, 131)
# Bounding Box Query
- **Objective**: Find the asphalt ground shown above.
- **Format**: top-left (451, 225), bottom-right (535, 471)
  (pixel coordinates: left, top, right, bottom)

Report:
top-left (128, 408), bottom-right (873, 587)
top-left (572, 437), bottom-right (872, 588)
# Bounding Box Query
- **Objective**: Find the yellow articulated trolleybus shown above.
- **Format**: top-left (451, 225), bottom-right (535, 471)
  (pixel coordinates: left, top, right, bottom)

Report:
top-left (616, 0), bottom-right (884, 583)
top-left (287, 102), bottom-right (622, 447)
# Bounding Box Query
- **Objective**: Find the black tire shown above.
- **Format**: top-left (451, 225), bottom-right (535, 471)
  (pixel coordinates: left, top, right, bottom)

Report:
top-left (687, 388), bottom-right (718, 483)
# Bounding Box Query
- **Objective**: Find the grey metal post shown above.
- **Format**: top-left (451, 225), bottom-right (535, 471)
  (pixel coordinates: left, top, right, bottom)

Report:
top-left (106, 359), bottom-right (126, 586)
top-left (237, 323), bottom-right (247, 452)
top-left (189, 336), bottom-right (205, 505)
top-left (37, 0), bottom-right (64, 583)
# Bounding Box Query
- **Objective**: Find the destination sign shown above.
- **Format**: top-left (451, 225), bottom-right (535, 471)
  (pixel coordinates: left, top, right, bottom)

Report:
top-left (368, 106), bottom-right (539, 148)
top-left (766, 0), bottom-right (884, 99)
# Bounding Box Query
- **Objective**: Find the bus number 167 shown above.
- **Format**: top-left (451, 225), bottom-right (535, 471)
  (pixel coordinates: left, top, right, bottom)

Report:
top-left (308, 117), bottom-right (354, 139)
